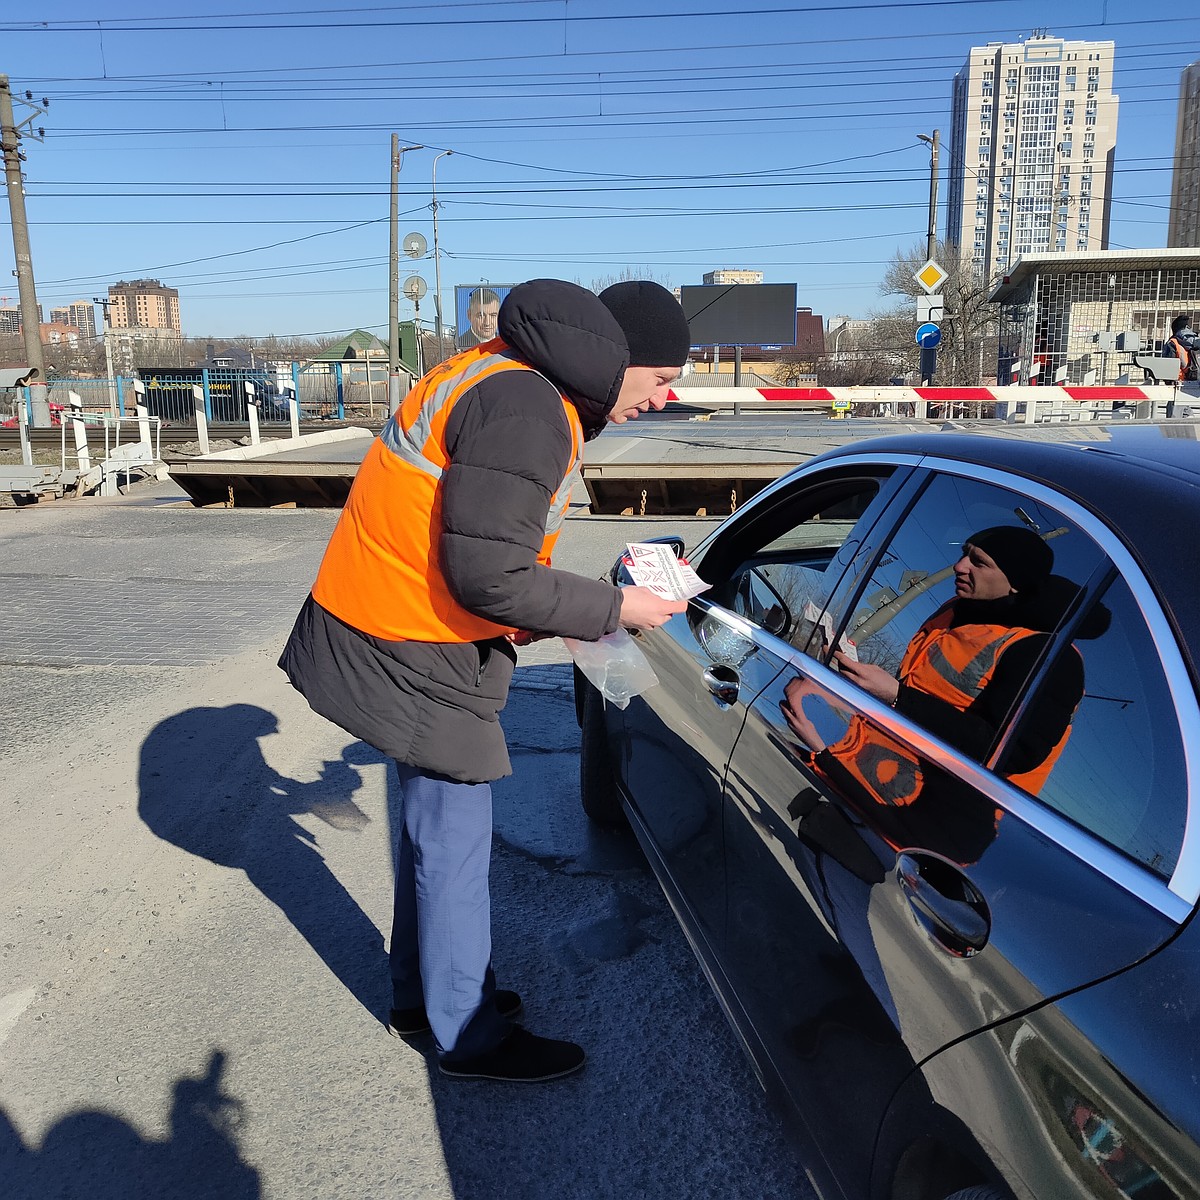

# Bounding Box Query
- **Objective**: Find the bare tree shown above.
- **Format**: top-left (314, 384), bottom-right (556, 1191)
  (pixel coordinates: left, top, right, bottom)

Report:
top-left (589, 266), bottom-right (673, 293)
top-left (799, 308), bottom-right (921, 386)
top-left (880, 238), bottom-right (998, 386)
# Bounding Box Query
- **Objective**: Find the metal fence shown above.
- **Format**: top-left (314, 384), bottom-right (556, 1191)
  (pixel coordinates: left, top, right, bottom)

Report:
top-left (998, 263), bottom-right (1200, 386)
top-left (18, 363), bottom-right (345, 426)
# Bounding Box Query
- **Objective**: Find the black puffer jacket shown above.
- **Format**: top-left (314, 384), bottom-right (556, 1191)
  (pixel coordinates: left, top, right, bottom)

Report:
top-left (279, 279), bottom-right (627, 782)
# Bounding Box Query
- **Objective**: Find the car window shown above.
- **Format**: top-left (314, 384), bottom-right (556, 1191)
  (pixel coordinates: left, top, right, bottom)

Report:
top-left (828, 472), bottom-right (1105, 766)
top-left (700, 473), bottom-right (895, 653)
top-left (999, 576), bottom-right (1189, 880)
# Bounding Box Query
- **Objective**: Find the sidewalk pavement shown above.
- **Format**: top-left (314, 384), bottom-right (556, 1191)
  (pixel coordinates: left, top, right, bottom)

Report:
top-left (0, 485), bottom-right (811, 1199)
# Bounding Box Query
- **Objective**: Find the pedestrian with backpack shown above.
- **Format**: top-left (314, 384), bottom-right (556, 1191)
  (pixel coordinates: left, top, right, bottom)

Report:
top-left (1165, 314), bottom-right (1198, 382)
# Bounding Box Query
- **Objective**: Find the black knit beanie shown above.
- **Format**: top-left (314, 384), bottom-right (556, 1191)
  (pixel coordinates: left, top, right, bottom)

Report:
top-left (1172, 314), bottom-right (1192, 334)
top-left (598, 281), bottom-right (691, 367)
top-left (964, 526), bottom-right (1053, 595)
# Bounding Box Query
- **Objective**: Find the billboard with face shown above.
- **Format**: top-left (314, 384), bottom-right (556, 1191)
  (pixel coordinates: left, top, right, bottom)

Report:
top-left (454, 285), bottom-right (514, 350)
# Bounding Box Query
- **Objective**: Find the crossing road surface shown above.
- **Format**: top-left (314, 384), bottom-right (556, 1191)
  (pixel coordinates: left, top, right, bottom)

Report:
top-left (0, 483), bottom-right (816, 1200)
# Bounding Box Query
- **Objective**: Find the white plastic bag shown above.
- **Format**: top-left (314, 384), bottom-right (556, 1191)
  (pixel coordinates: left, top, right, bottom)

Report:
top-left (563, 628), bottom-right (659, 710)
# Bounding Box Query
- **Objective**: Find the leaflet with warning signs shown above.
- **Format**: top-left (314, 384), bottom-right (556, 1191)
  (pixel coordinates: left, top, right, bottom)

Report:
top-left (623, 542), bottom-right (711, 601)
top-left (802, 600), bottom-right (859, 662)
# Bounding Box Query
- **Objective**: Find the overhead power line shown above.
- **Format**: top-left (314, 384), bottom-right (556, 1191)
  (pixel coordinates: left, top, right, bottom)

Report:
top-left (0, 0), bottom-right (1029, 33)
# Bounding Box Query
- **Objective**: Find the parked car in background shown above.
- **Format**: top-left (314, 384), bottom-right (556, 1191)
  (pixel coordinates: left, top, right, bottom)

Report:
top-left (578, 430), bottom-right (1200, 1200)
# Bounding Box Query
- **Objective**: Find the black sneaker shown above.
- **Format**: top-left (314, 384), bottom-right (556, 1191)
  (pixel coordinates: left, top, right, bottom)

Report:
top-left (388, 989), bottom-right (523, 1037)
top-left (438, 1025), bottom-right (585, 1083)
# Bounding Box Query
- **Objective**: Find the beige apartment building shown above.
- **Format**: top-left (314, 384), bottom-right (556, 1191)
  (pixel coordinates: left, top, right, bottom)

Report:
top-left (1168, 62), bottom-right (1200, 247)
top-left (702, 268), bottom-right (764, 285)
top-left (107, 278), bottom-right (181, 333)
top-left (947, 34), bottom-right (1119, 284)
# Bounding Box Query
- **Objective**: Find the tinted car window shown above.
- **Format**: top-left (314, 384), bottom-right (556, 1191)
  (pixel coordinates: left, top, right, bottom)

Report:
top-left (701, 474), bottom-right (892, 653)
top-left (1001, 576), bottom-right (1189, 880)
top-left (829, 472), bottom-right (1105, 769)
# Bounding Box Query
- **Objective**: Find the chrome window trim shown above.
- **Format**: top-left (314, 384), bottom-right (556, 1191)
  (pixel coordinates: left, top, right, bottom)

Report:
top-left (917, 455), bottom-right (1200, 910)
top-left (717, 612), bottom-right (1193, 925)
top-left (691, 447), bottom-right (1197, 920)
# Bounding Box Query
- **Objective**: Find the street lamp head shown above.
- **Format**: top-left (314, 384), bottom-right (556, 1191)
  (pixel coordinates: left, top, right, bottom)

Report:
top-left (917, 133), bottom-right (934, 146)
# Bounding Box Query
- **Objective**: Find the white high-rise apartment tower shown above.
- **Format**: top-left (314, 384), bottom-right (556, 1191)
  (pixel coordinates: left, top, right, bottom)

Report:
top-left (947, 34), bottom-right (1118, 283)
top-left (1168, 62), bottom-right (1200, 247)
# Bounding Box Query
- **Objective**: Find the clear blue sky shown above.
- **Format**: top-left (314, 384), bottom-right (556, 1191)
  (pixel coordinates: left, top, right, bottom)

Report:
top-left (2, 0), bottom-right (1196, 342)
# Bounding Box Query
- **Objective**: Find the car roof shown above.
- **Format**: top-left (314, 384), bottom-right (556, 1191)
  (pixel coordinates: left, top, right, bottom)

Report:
top-left (808, 430), bottom-right (1200, 662)
top-left (817, 427), bottom-right (1200, 486)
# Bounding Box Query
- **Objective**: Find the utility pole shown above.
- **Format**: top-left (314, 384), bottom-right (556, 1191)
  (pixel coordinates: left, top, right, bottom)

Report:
top-left (432, 150), bottom-right (453, 363)
top-left (389, 138), bottom-right (422, 413)
top-left (1, 75), bottom-right (51, 426)
top-left (93, 295), bottom-right (117, 414)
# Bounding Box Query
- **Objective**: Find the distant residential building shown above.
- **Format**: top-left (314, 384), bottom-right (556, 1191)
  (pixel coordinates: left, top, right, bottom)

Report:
top-left (1, 304), bottom-right (44, 334)
top-left (948, 34), bottom-right (1118, 284)
top-left (50, 301), bottom-right (98, 340)
top-left (1169, 62), bottom-right (1200, 248)
top-left (108, 278), bottom-right (182, 334)
top-left (826, 315), bottom-right (871, 360)
top-left (73, 301), bottom-right (98, 339)
top-left (702, 268), bottom-right (764, 286)
top-left (40, 322), bottom-right (80, 349)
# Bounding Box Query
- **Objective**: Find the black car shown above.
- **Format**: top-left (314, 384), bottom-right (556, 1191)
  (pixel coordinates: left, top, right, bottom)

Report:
top-left (577, 430), bottom-right (1200, 1200)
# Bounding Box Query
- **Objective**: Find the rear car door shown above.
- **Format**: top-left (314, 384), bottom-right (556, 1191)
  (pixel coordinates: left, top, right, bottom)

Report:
top-left (720, 462), bottom-right (1198, 1197)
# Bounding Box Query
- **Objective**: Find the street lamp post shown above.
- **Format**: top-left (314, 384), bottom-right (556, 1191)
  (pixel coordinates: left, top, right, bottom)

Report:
top-left (917, 130), bottom-right (940, 263)
top-left (390, 138), bottom-right (423, 412)
top-left (432, 150), bottom-right (453, 360)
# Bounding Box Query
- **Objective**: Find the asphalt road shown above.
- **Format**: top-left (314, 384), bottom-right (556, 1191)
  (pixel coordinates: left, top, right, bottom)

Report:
top-left (0, 481), bottom-right (817, 1200)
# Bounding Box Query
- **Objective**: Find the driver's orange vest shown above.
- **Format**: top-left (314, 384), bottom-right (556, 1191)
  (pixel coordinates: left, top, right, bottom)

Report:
top-left (312, 342), bottom-right (582, 643)
top-left (820, 608), bottom-right (1074, 807)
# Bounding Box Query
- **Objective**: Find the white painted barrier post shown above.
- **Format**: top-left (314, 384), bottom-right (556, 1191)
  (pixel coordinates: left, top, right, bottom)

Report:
top-left (285, 382), bottom-right (300, 440)
top-left (192, 384), bottom-right (211, 455)
top-left (69, 392), bottom-right (92, 472)
top-left (133, 379), bottom-right (152, 449)
top-left (17, 394), bottom-right (32, 467)
top-left (245, 381), bottom-right (261, 446)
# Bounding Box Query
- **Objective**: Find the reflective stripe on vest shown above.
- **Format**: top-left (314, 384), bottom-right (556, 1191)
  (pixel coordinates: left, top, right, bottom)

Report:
top-left (817, 611), bottom-right (1074, 808)
top-left (311, 342), bottom-right (583, 643)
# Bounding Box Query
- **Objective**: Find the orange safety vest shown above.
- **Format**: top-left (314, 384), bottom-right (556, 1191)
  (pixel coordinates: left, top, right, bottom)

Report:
top-left (1166, 335), bottom-right (1193, 382)
top-left (312, 341), bottom-right (583, 643)
top-left (818, 608), bottom-right (1073, 809)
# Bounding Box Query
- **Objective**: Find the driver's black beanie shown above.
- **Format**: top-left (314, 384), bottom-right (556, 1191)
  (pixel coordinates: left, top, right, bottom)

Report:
top-left (965, 526), bottom-right (1054, 595)
top-left (1172, 313), bottom-right (1191, 334)
top-left (598, 281), bottom-right (691, 367)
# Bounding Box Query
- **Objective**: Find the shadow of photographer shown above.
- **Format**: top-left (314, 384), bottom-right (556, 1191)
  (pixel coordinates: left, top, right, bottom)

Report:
top-left (1, 1050), bottom-right (259, 1200)
top-left (137, 704), bottom-right (386, 1020)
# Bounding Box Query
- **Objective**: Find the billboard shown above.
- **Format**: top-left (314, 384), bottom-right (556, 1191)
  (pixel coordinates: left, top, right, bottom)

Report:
top-left (680, 283), bottom-right (798, 348)
top-left (453, 284), bottom-right (515, 351)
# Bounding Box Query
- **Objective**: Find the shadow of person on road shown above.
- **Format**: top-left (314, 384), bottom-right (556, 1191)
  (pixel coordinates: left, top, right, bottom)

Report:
top-left (137, 704), bottom-right (386, 1020)
top-left (1, 1049), bottom-right (260, 1200)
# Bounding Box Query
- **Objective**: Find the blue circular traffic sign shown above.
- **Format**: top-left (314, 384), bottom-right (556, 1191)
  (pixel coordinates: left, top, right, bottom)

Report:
top-left (916, 322), bottom-right (942, 349)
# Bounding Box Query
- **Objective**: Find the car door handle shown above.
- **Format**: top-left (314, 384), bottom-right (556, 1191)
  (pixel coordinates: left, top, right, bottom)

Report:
top-left (702, 664), bottom-right (740, 706)
top-left (896, 851), bottom-right (991, 958)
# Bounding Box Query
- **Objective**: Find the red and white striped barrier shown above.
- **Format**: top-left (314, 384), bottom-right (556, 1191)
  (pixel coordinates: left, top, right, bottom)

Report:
top-left (666, 384), bottom-right (1189, 421)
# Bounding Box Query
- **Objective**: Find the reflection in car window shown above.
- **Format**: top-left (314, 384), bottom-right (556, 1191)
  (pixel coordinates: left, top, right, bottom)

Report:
top-left (708, 477), bottom-right (888, 654)
top-left (840, 474), bottom-right (1104, 684)
top-left (780, 475), bottom-right (1108, 866)
top-left (1002, 577), bottom-right (1188, 880)
top-left (827, 475), bottom-right (1101, 763)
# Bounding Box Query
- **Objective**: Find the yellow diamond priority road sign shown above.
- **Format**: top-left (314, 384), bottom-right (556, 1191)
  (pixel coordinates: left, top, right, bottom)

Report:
top-left (914, 258), bottom-right (948, 293)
